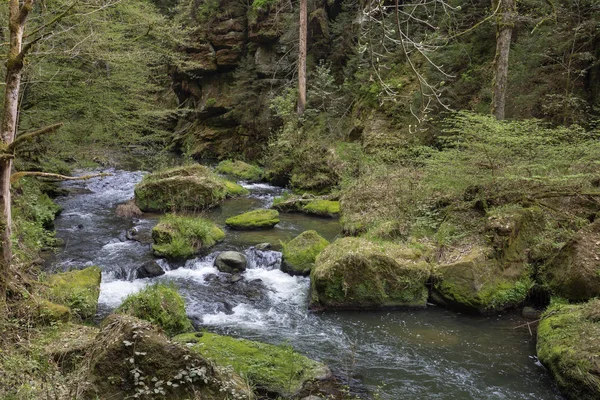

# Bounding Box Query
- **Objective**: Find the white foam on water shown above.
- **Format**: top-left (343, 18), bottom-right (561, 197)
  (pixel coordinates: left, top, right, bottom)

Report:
top-left (165, 265), bottom-right (218, 283)
top-left (203, 303), bottom-right (272, 328)
top-left (240, 183), bottom-right (278, 190)
top-left (245, 267), bottom-right (309, 304)
top-left (99, 279), bottom-right (148, 309)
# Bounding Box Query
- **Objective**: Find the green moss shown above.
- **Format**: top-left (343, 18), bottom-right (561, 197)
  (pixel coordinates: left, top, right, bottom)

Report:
top-left (225, 209), bottom-right (280, 230)
top-left (117, 284), bottom-right (194, 336)
top-left (134, 164), bottom-right (228, 212)
top-left (173, 332), bottom-right (330, 397)
top-left (44, 266), bottom-right (101, 321)
top-left (310, 237), bottom-right (431, 309)
top-left (281, 230), bottom-right (329, 276)
top-left (152, 214), bottom-right (225, 259)
top-left (216, 160), bottom-right (264, 182)
top-left (537, 300), bottom-right (600, 400)
top-left (224, 180), bottom-right (250, 197)
top-left (37, 300), bottom-right (72, 324)
top-left (301, 200), bottom-right (340, 217)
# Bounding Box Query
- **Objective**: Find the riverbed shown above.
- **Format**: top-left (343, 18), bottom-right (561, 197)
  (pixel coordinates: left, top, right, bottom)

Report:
top-left (50, 169), bottom-right (564, 399)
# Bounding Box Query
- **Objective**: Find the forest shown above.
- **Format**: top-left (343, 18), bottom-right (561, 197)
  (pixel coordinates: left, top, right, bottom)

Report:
top-left (0, 0), bottom-right (599, 399)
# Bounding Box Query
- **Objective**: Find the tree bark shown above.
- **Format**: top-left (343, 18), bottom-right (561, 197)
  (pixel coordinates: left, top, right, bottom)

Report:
top-left (297, 0), bottom-right (307, 115)
top-left (0, 0), bottom-right (35, 306)
top-left (491, 0), bottom-right (515, 120)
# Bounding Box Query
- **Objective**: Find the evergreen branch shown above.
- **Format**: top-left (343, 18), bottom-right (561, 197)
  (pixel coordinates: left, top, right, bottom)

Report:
top-left (10, 172), bottom-right (112, 184)
top-left (7, 123), bottom-right (64, 153)
top-left (25, 1), bottom-right (79, 39)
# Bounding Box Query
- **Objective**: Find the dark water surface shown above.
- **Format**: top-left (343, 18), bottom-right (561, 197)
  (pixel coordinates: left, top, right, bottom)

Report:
top-left (51, 170), bottom-right (563, 400)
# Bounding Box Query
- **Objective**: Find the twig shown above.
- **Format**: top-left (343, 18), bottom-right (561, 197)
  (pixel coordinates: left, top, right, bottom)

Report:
top-left (10, 172), bottom-right (112, 184)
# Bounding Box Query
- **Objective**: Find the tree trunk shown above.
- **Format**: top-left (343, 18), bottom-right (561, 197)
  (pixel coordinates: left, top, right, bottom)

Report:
top-left (491, 0), bottom-right (515, 120)
top-left (297, 0), bottom-right (307, 116)
top-left (0, 0), bottom-right (35, 306)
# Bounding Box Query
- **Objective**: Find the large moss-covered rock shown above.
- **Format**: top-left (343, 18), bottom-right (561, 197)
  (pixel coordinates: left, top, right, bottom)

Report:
top-left (537, 300), bottom-right (600, 400)
top-left (273, 195), bottom-right (340, 218)
top-left (225, 209), bottom-right (279, 230)
top-left (281, 230), bottom-right (329, 276)
top-left (152, 214), bottom-right (225, 259)
top-left (216, 160), bottom-right (264, 182)
top-left (86, 315), bottom-right (250, 400)
top-left (44, 266), bottom-right (101, 321)
top-left (134, 164), bottom-right (229, 212)
top-left (116, 284), bottom-right (193, 336)
top-left (432, 206), bottom-right (540, 314)
top-left (174, 332), bottom-right (331, 398)
top-left (540, 220), bottom-right (600, 301)
top-left (310, 237), bottom-right (431, 310)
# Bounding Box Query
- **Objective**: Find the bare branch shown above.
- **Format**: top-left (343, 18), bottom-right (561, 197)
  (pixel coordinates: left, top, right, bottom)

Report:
top-left (7, 123), bottom-right (64, 153)
top-left (10, 172), bottom-right (112, 184)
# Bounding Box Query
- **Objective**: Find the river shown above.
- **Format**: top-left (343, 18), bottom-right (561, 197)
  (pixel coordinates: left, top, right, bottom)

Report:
top-left (50, 169), bottom-right (564, 400)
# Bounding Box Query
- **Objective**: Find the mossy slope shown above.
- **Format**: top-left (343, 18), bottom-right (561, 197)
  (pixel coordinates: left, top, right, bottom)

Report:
top-left (537, 300), bottom-right (600, 400)
top-left (310, 237), bottom-right (431, 309)
top-left (281, 230), bottom-right (329, 276)
top-left (225, 209), bottom-right (280, 230)
top-left (117, 284), bottom-right (194, 336)
top-left (174, 332), bottom-right (330, 397)
top-left (152, 214), bottom-right (225, 259)
top-left (44, 266), bottom-right (102, 321)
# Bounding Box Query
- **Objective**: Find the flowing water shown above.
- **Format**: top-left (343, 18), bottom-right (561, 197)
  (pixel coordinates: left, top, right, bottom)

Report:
top-left (51, 169), bottom-right (564, 400)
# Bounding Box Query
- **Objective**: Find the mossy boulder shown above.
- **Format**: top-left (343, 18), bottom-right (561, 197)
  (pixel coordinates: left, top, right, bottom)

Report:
top-left (431, 206), bottom-right (541, 314)
top-left (540, 220), bottom-right (600, 301)
top-left (272, 195), bottom-right (340, 218)
top-left (174, 332), bottom-right (331, 398)
top-left (86, 314), bottom-right (250, 400)
top-left (134, 164), bottom-right (229, 212)
top-left (36, 299), bottom-right (72, 324)
top-left (310, 237), bottom-right (431, 310)
top-left (281, 230), bottom-right (329, 276)
top-left (225, 209), bottom-right (280, 230)
top-left (216, 160), bottom-right (264, 182)
top-left (537, 300), bottom-right (600, 400)
top-left (152, 214), bottom-right (225, 259)
top-left (116, 284), bottom-right (193, 336)
top-left (44, 266), bottom-right (101, 321)
top-left (224, 180), bottom-right (249, 196)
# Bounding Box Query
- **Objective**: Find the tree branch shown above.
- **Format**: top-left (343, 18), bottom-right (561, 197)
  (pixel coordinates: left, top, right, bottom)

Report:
top-left (7, 123), bottom-right (64, 153)
top-left (10, 172), bottom-right (112, 184)
top-left (25, 1), bottom-right (79, 39)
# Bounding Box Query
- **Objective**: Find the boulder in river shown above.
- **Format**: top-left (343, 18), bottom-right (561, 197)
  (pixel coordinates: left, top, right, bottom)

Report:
top-left (115, 199), bottom-right (142, 218)
top-left (134, 164), bottom-right (229, 212)
top-left (431, 206), bottom-right (541, 314)
top-left (134, 260), bottom-right (165, 279)
top-left (214, 251), bottom-right (247, 273)
top-left (85, 314), bottom-right (250, 400)
top-left (254, 242), bottom-right (272, 250)
top-left (225, 209), bottom-right (279, 230)
top-left (310, 237), bottom-right (431, 310)
top-left (116, 283), bottom-right (193, 336)
top-left (539, 219), bottom-right (600, 302)
top-left (152, 214), bottom-right (225, 260)
top-left (281, 230), bottom-right (329, 276)
top-left (174, 332), bottom-right (332, 398)
top-left (216, 159), bottom-right (264, 182)
top-left (272, 195), bottom-right (340, 218)
top-left (537, 299), bottom-right (600, 400)
top-left (43, 266), bottom-right (102, 321)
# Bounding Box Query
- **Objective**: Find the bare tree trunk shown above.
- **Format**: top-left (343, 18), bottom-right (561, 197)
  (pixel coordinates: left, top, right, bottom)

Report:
top-left (0, 0), bottom-right (35, 306)
top-left (297, 0), bottom-right (307, 116)
top-left (491, 0), bottom-right (515, 120)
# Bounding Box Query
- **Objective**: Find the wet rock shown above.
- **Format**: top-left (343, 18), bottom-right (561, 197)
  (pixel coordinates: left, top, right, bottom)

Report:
top-left (134, 260), bottom-right (165, 279)
top-left (522, 306), bottom-right (542, 320)
top-left (204, 273), bottom-right (218, 283)
top-left (125, 227), bottom-right (139, 240)
top-left (216, 301), bottom-right (234, 315)
top-left (215, 251), bottom-right (247, 273)
top-left (228, 273), bottom-right (243, 283)
top-left (125, 226), bottom-right (153, 244)
top-left (255, 242), bottom-right (272, 250)
top-left (115, 199), bottom-right (142, 218)
top-left (77, 224), bottom-right (84, 229)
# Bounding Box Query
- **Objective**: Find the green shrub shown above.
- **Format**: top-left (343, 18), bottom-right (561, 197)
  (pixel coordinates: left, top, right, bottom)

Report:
top-left (117, 283), bottom-right (193, 336)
